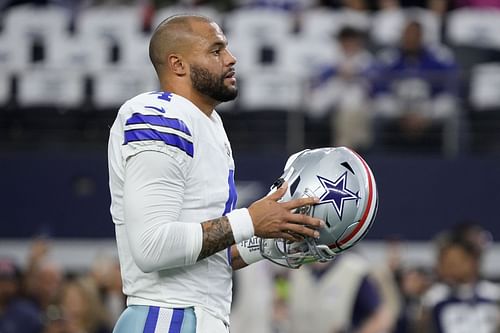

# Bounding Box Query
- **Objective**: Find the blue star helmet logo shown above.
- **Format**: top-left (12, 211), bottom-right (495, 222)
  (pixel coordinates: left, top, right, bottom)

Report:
top-left (317, 172), bottom-right (361, 220)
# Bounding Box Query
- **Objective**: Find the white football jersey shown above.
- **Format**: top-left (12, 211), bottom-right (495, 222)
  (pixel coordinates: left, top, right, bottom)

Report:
top-left (108, 91), bottom-right (237, 324)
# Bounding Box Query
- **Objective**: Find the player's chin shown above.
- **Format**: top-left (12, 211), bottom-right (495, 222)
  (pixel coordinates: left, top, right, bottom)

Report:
top-left (217, 87), bottom-right (238, 103)
top-left (224, 81), bottom-right (238, 95)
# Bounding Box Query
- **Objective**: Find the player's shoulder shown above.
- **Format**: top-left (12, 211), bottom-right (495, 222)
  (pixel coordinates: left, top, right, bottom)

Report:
top-left (427, 44), bottom-right (456, 66)
top-left (119, 91), bottom-right (196, 160)
top-left (422, 283), bottom-right (451, 307)
top-left (477, 280), bottom-right (500, 301)
top-left (120, 91), bottom-right (191, 120)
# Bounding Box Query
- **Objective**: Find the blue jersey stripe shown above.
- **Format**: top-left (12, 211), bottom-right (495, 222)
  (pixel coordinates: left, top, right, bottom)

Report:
top-left (222, 169), bottom-right (238, 216)
top-left (168, 308), bottom-right (185, 333)
top-left (143, 306), bottom-right (159, 333)
top-left (126, 113), bottom-right (192, 136)
top-left (124, 129), bottom-right (194, 157)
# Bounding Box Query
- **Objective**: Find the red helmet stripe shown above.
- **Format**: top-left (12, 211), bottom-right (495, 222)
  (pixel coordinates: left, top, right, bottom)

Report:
top-left (330, 149), bottom-right (376, 248)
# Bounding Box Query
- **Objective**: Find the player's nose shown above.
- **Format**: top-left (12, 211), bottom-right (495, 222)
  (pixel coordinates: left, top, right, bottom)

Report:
top-left (225, 48), bottom-right (237, 66)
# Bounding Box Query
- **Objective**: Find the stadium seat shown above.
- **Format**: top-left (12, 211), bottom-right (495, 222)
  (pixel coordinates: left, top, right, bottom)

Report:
top-left (469, 63), bottom-right (500, 110)
top-left (228, 36), bottom-right (273, 74)
top-left (76, 5), bottom-right (142, 39)
top-left (276, 35), bottom-right (339, 79)
top-left (92, 69), bottom-right (158, 109)
top-left (300, 8), bottom-right (370, 41)
top-left (17, 69), bottom-right (85, 108)
top-left (228, 23), bottom-right (338, 79)
top-left (120, 33), bottom-right (152, 70)
top-left (2, 5), bottom-right (70, 69)
top-left (0, 33), bottom-right (30, 73)
top-left (76, 5), bottom-right (144, 66)
top-left (223, 8), bottom-right (293, 42)
top-left (446, 8), bottom-right (500, 50)
top-left (446, 9), bottom-right (500, 70)
top-left (371, 7), bottom-right (441, 46)
top-left (238, 69), bottom-right (304, 111)
top-left (15, 32), bottom-right (112, 108)
top-left (3, 4), bottom-right (69, 38)
top-left (44, 34), bottom-right (109, 73)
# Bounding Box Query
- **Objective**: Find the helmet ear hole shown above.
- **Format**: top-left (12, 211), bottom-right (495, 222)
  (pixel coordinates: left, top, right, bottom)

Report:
top-left (272, 177), bottom-right (285, 190)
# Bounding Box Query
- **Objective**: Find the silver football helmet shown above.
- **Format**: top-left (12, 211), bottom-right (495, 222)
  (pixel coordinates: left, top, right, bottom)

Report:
top-left (260, 147), bottom-right (378, 268)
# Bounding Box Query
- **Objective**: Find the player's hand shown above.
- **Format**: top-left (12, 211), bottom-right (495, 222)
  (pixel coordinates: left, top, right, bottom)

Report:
top-left (247, 181), bottom-right (324, 242)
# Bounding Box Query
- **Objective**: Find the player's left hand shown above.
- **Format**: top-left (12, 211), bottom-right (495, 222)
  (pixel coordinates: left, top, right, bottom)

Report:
top-left (247, 181), bottom-right (325, 242)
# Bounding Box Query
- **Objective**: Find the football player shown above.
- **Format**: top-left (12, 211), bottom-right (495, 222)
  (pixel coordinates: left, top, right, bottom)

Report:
top-left (107, 14), bottom-right (324, 333)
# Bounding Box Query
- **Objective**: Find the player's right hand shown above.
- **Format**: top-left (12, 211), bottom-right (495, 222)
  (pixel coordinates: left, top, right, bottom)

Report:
top-left (247, 182), bottom-right (325, 242)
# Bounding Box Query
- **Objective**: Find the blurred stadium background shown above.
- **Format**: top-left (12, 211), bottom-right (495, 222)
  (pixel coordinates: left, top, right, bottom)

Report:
top-left (1, 0), bottom-right (500, 332)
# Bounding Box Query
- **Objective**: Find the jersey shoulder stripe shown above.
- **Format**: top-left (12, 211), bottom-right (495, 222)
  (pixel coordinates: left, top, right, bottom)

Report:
top-left (125, 113), bottom-right (192, 136)
top-left (119, 92), bottom-right (197, 159)
top-left (124, 128), bottom-right (194, 157)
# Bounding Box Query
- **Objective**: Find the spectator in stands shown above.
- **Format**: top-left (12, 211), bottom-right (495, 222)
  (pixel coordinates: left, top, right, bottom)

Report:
top-left (88, 255), bottom-right (125, 328)
top-left (372, 20), bottom-right (458, 153)
top-left (418, 236), bottom-right (500, 332)
top-left (56, 277), bottom-right (111, 333)
top-left (444, 221), bottom-right (493, 255)
top-left (21, 238), bottom-right (65, 333)
top-left (308, 26), bottom-right (375, 151)
top-left (393, 266), bottom-right (433, 333)
top-left (287, 251), bottom-right (394, 333)
top-left (0, 258), bottom-right (42, 333)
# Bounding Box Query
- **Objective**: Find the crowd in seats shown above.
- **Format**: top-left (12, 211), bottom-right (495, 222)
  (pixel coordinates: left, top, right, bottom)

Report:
top-left (1, 223), bottom-right (497, 333)
top-left (1, 0), bottom-right (500, 153)
top-left (0, 238), bottom-right (125, 333)
top-left (228, 221), bottom-right (500, 333)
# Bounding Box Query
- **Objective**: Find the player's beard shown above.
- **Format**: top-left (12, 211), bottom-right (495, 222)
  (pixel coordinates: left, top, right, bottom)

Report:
top-left (190, 64), bottom-right (238, 102)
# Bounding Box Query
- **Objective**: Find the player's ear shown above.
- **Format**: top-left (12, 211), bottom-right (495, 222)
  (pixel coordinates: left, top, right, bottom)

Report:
top-left (168, 54), bottom-right (186, 76)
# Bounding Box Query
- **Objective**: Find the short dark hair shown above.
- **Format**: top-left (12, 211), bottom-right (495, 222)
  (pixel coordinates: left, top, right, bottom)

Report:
top-left (439, 237), bottom-right (481, 260)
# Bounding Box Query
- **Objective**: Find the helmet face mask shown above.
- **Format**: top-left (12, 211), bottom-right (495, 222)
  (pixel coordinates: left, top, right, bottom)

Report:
top-left (260, 147), bottom-right (379, 269)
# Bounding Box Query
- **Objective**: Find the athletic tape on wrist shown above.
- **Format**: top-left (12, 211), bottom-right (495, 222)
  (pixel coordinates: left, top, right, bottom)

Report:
top-left (227, 208), bottom-right (254, 244)
top-left (236, 236), bottom-right (264, 265)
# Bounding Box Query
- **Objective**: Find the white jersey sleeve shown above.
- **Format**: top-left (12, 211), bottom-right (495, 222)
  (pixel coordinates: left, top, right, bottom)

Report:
top-left (110, 92), bottom-right (202, 272)
top-left (124, 150), bottom-right (203, 272)
top-left (121, 98), bottom-right (194, 166)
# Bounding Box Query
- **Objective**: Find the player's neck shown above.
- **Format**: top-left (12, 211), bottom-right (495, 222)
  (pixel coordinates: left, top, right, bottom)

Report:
top-left (161, 83), bottom-right (216, 117)
top-left (186, 91), bottom-right (217, 117)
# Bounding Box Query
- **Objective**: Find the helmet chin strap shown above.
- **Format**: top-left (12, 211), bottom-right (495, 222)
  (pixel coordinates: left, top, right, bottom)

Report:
top-left (259, 186), bottom-right (338, 269)
top-left (259, 234), bottom-right (337, 269)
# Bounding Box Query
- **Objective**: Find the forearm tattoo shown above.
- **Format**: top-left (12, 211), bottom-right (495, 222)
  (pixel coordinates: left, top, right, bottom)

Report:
top-left (229, 246), bottom-right (248, 270)
top-left (197, 216), bottom-right (235, 261)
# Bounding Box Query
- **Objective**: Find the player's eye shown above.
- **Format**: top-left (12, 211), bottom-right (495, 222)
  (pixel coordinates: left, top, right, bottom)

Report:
top-left (212, 48), bottom-right (222, 55)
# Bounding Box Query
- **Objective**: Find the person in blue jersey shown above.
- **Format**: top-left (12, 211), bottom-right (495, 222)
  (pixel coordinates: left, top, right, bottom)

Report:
top-left (107, 14), bottom-right (324, 333)
top-left (372, 20), bottom-right (458, 152)
top-left (308, 26), bottom-right (375, 151)
top-left (418, 237), bottom-right (500, 333)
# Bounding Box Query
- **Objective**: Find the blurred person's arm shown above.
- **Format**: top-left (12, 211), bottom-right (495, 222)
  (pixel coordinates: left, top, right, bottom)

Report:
top-left (351, 276), bottom-right (394, 333)
top-left (355, 306), bottom-right (393, 333)
top-left (415, 306), bottom-right (435, 333)
top-left (23, 237), bottom-right (50, 293)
